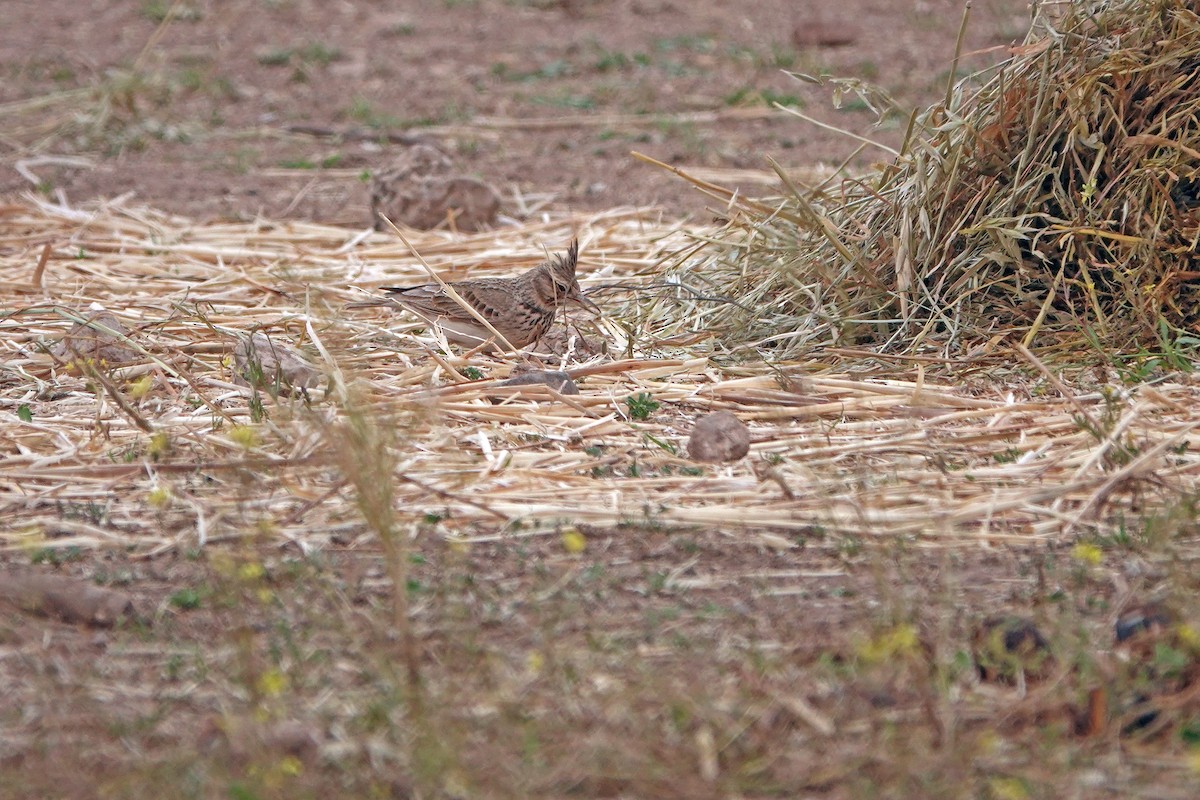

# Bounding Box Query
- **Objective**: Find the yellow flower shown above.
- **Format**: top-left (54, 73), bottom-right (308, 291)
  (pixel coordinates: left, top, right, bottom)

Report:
top-left (17, 526), bottom-right (47, 550)
top-left (147, 486), bottom-right (172, 509)
top-left (856, 623), bottom-right (919, 663)
top-left (147, 431), bottom-right (171, 459)
top-left (1071, 542), bottom-right (1103, 566)
top-left (238, 561), bottom-right (265, 581)
top-left (278, 755), bottom-right (303, 776)
top-left (257, 668), bottom-right (288, 697)
top-left (987, 776), bottom-right (1029, 800)
top-left (126, 375), bottom-right (154, 400)
top-left (561, 528), bottom-right (586, 554)
top-left (229, 425), bottom-right (259, 450)
top-left (977, 731), bottom-right (1001, 754)
top-left (1177, 623), bottom-right (1200, 651)
top-left (1188, 748), bottom-right (1200, 775)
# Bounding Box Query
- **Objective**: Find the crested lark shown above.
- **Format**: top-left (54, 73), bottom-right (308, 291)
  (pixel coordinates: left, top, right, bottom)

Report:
top-left (350, 239), bottom-right (595, 350)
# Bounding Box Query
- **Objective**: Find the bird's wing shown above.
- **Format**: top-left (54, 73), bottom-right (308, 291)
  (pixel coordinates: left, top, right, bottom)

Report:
top-left (383, 280), bottom-right (508, 321)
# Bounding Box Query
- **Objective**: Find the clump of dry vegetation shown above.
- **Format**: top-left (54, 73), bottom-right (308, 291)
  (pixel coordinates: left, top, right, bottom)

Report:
top-left (673, 0), bottom-right (1200, 361)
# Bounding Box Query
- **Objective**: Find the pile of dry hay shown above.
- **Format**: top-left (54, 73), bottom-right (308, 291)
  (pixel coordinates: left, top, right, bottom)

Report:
top-left (675, 0), bottom-right (1200, 360)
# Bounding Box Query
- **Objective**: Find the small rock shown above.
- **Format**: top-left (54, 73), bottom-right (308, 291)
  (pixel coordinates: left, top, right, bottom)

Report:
top-left (537, 326), bottom-right (606, 359)
top-left (631, 0), bottom-right (674, 14)
top-left (1115, 602), bottom-right (1173, 644)
top-left (1120, 692), bottom-right (1161, 736)
top-left (1076, 769), bottom-right (1111, 788)
top-left (409, 176), bottom-right (501, 231)
top-left (207, 716), bottom-right (321, 766)
top-left (792, 21), bottom-right (859, 48)
top-left (973, 615), bottom-right (1053, 684)
top-left (0, 572), bottom-right (136, 627)
top-left (263, 720), bottom-right (321, 762)
top-left (51, 310), bottom-right (140, 367)
top-left (1113, 601), bottom-right (1180, 668)
top-left (234, 331), bottom-right (320, 394)
top-left (687, 411), bottom-right (751, 463)
top-left (370, 144), bottom-right (500, 231)
top-left (498, 369), bottom-right (579, 395)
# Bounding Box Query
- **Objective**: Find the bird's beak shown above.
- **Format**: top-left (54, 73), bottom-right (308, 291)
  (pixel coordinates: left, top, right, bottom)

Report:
top-left (573, 295), bottom-right (602, 314)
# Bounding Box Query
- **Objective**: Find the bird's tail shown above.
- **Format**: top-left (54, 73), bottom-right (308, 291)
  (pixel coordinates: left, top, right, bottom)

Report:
top-left (344, 298), bottom-right (394, 310)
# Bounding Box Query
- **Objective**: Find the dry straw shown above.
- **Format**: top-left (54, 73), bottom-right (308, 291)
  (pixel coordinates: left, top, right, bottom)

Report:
top-left (1, 193), bottom-right (1199, 554)
top-left (7, 0), bottom-right (1200, 555)
top-left (653, 0), bottom-right (1200, 360)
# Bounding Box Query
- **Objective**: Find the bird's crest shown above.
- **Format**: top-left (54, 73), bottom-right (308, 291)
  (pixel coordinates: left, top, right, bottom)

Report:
top-left (550, 238), bottom-right (579, 280)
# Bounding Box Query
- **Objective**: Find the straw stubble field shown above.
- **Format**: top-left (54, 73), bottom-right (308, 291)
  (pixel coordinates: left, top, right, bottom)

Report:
top-left (11, 196), bottom-right (1197, 550)
top-left (3, 195), bottom-right (1200, 796)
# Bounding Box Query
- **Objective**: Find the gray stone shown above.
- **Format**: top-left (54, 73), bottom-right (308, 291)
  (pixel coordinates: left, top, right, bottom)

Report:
top-left (687, 411), bottom-right (750, 463)
top-left (498, 369), bottom-right (579, 395)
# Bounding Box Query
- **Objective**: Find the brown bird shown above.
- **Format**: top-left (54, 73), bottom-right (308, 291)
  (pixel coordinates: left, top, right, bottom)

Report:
top-left (350, 239), bottom-right (595, 350)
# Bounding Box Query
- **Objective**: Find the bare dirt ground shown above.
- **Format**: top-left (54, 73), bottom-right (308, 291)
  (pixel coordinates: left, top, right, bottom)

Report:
top-left (0, 0), bottom-right (1028, 222)
top-left (10, 2), bottom-right (1197, 799)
